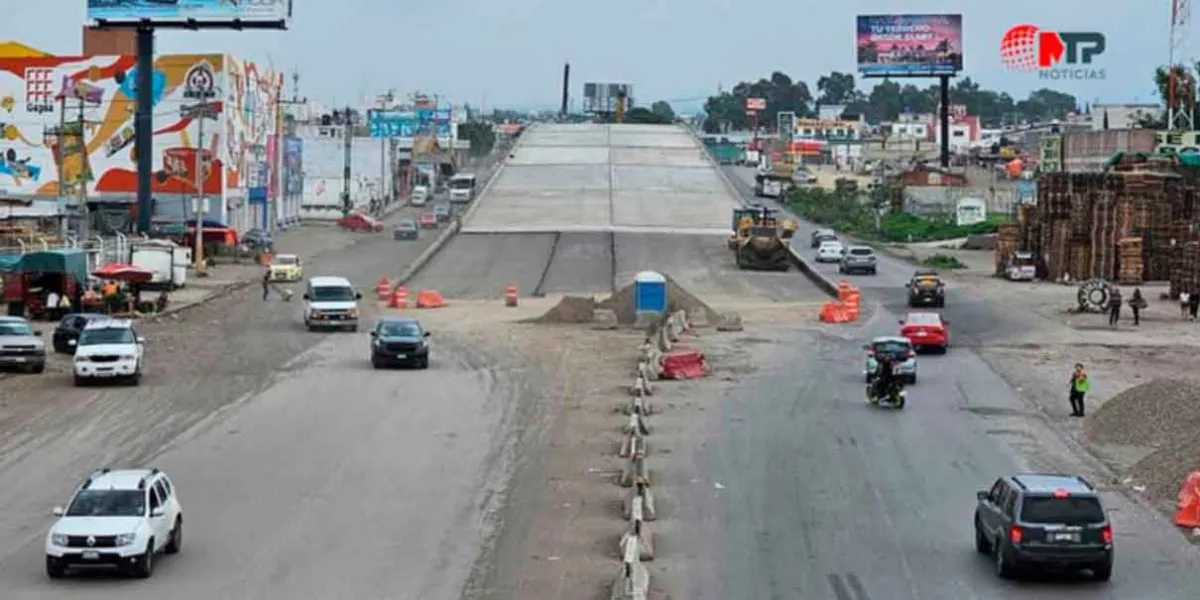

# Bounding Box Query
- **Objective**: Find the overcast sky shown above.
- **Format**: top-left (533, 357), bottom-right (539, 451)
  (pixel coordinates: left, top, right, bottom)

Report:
top-left (6, 1), bottom-right (1186, 112)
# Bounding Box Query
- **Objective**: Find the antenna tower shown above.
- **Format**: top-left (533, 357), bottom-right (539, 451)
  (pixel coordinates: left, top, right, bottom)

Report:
top-left (1169, 0), bottom-right (1193, 130)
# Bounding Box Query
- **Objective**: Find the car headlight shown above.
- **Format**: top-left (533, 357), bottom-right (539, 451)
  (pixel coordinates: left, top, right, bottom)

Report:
top-left (51, 533), bottom-right (69, 546)
top-left (311, 311), bottom-right (323, 318)
top-left (346, 309), bottom-right (358, 318)
top-left (119, 354), bottom-right (136, 361)
top-left (116, 533), bottom-right (136, 546)
top-left (74, 355), bottom-right (89, 363)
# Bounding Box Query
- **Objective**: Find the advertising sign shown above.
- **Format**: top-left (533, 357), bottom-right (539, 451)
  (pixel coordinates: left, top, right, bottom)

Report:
top-left (856, 14), bottom-right (963, 77)
top-left (87, 0), bottom-right (292, 25)
top-left (283, 136), bottom-right (303, 196)
top-left (367, 109), bottom-right (452, 139)
top-left (777, 111), bottom-right (796, 138)
top-left (1000, 25), bottom-right (1106, 81)
top-left (1155, 130), bottom-right (1200, 156)
top-left (745, 97), bottom-right (766, 111)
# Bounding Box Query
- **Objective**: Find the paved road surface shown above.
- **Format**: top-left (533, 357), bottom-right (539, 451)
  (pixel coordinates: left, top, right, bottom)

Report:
top-left (0, 201), bottom-right (528, 599)
top-left (662, 165), bottom-right (1200, 599)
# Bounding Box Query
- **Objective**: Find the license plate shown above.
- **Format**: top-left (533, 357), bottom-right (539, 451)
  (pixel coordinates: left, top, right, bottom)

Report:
top-left (12, 357), bottom-right (25, 363)
top-left (82, 551), bottom-right (99, 560)
top-left (1051, 532), bottom-right (1079, 542)
top-left (395, 354), bottom-right (406, 359)
top-left (915, 330), bottom-right (926, 336)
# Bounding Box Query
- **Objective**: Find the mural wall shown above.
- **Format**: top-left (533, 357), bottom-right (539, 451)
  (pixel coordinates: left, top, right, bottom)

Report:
top-left (0, 52), bottom-right (282, 230)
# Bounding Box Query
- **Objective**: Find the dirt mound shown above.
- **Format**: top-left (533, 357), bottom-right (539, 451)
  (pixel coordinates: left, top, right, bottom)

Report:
top-left (1127, 437), bottom-right (1200, 504)
top-left (534, 275), bottom-right (720, 326)
top-left (1084, 378), bottom-right (1200, 449)
top-left (598, 275), bottom-right (720, 325)
top-left (533, 295), bottom-right (599, 324)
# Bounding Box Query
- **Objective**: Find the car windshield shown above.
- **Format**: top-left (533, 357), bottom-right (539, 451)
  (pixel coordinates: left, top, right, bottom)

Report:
top-left (378, 321), bottom-right (422, 337)
top-left (310, 286), bottom-right (356, 302)
top-left (1020, 495), bottom-right (1105, 525)
top-left (66, 489), bottom-right (145, 517)
top-left (0, 321), bottom-right (34, 336)
top-left (78, 328), bottom-right (134, 345)
top-left (820, 242), bottom-right (842, 250)
top-left (905, 314), bottom-right (941, 326)
top-left (872, 340), bottom-right (911, 357)
top-left (435, 205), bottom-right (449, 212)
top-left (397, 221), bottom-right (417, 230)
top-left (449, 179), bottom-right (472, 189)
top-left (271, 256), bottom-right (298, 266)
top-left (849, 248), bottom-right (873, 256)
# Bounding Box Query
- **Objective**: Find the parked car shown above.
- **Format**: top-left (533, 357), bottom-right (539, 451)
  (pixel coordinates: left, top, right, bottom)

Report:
top-left (336, 212), bottom-right (383, 232)
top-left (433, 203), bottom-right (452, 223)
top-left (419, 213), bottom-right (438, 229)
top-left (369, 316), bottom-right (431, 369)
top-left (241, 228), bottom-right (273, 253)
top-left (393, 219), bottom-right (419, 240)
top-left (0, 315), bottom-right (46, 373)
top-left (899, 312), bottom-right (950, 353)
top-left (52, 313), bottom-right (111, 354)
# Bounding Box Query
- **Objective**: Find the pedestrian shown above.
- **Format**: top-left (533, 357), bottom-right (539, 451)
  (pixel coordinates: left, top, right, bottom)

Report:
top-left (1190, 292), bottom-right (1200, 322)
top-left (1068, 363), bottom-right (1091, 417)
top-left (261, 268), bottom-right (271, 301)
top-left (1181, 290), bottom-right (1191, 319)
top-left (1107, 286), bottom-right (1122, 328)
top-left (1129, 288), bottom-right (1146, 326)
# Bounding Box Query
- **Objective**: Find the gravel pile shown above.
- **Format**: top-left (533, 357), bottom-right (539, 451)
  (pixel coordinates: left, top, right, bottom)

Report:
top-left (533, 295), bottom-right (598, 324)
top-left (598, 274), bottom-right (719, 325)
top-left (1084, 378), bottom-right (1200, 504)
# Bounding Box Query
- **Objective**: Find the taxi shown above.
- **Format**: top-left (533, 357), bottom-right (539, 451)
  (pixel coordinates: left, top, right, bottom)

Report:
top-left (268, 254), bottom-right (303, 282)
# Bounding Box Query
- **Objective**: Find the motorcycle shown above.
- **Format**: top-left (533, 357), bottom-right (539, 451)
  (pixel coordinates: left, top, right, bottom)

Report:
top-left (866, 379), bottom-right (906, 409)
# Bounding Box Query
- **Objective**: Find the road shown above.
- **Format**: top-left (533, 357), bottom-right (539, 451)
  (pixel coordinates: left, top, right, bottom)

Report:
top-left (0, 187), bottom-right (532, 597)
top-left (656, 165), bottom-right (1200, 599)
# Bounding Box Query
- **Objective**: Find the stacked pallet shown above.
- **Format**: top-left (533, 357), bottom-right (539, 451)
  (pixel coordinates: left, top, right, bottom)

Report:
top-left (1068, 242), bottom-right (1093, 281)
top-left (1171, 241), bottom-right (1200, 298)
top-left (1090, 194), bottom-right (1118, 279)
top-left (995, 223), bottom-right (1021, 274)
top-left (1117, 237), bottom-right (1144, 283)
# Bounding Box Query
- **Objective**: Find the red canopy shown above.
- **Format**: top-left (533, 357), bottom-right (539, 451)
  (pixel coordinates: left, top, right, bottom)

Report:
top-left (93, 263), bottom-right (153, 284)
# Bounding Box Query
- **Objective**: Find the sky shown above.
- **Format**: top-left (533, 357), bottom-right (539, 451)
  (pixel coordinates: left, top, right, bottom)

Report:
top-left (5, 0), bottom-right (1191, 114)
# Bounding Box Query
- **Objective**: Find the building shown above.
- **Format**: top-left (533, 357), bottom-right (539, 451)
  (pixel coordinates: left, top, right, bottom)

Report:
top-left (1091, 103), bottom-right (1161, 130)
top-left (0, 48), bottom-right (292, 234)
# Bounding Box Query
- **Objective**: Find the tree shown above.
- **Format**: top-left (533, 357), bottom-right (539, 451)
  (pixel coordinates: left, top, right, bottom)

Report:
top-left (1136, 63), bottom-right (1198, 128)
top-left (650, 100), bottom-right (676, 121)
top-left (457, 121), bottom-right (496, 157)
top-left (816, 72), bottom-right (857, 106)
top-left (625, 107), bottom-right (672, 125)
top-left (702, 70), bottom-right (814, 133)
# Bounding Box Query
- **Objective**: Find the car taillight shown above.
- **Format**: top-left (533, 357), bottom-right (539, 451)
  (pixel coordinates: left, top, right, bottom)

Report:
top-left (1009, 525), bottom-right (1023, 544)
top-left (911, 286), bottom-right (919, 294)
top-left (906, 350), bottom-right (915, 358)
top-left (866, 350), bottom-right (874, 357)
top-left (1101, 525), bottom-right (1112, 543)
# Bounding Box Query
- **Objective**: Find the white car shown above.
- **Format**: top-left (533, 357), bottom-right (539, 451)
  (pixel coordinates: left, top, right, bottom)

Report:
top-left (816, 240), bottom-right (846, 263)
top-left (72, 319), bottom-right (145, 386)
top-left (45, 468), bottom-right (183, 579)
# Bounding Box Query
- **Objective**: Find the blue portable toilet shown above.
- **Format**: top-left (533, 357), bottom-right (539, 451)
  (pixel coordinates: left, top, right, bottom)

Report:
top-left (634, 271), bottom-right (668, 316)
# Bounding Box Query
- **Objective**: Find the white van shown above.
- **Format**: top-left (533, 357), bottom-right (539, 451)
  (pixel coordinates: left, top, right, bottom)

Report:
top-left (302, 276), bottom-right (362, 332)
top-left (411, 185), bottom-right (430, 206)
top-left (447, 174), bottom-right (477, 204)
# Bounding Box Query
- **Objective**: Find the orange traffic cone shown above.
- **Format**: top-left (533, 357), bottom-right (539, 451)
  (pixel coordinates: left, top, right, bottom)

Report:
top-left (391, 286), bottom-right (409, 309)
top-left (505, 284), bottom-right (518, 307)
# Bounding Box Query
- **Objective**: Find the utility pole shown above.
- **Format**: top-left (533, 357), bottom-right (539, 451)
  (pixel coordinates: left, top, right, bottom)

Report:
top-left (276, 70), bottom-right (307, 228)
top-left (194, 92), bottom-right (206, 275)
top-left (375, 90), bottom-right (395, 211)
top-left (76, 99), bottom-right (89, 240)
top-left (341, 105), bottom-right (353, 217)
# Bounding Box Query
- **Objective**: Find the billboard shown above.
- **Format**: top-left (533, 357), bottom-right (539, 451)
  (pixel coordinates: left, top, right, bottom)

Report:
top-left (745, 97), bottom-right (766, 111)
top-left (582, 82), bottom-right (634, 114)
top-left (87, 0), bottom-right (292, 25)
top-left (366, 109), bottom-right (452, 139)
top-left (856, 14), bottom-right (963, 77)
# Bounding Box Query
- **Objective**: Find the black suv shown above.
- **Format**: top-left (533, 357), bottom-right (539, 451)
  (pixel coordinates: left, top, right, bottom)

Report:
top-left (906, 269), bottom-right (946, 307)
top-left (974, 474), bottom-right (1113, 581)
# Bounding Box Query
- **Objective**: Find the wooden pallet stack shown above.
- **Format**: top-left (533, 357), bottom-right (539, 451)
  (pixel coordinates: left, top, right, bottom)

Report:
top-left (1117, 237), bottom-right (1144, 283)
top-left (1090, 193), bottom-right (1119, 279)
top-left (995, 223), bottom-right (1021, 274)
top-left (1171, 241), bottom-right (1200, 297)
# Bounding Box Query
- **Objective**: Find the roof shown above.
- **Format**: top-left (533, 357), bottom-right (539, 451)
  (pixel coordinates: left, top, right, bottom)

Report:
top-left (86, 469), bottom-right (160, 491)
top-left (309, 276), bottom-right (352, 286)
top-left (0, 315), bottom-right (29, 323)
top-left (449, 173), bottom-right (476, 180)
top-left (870, 336), bottom-right (912, 344)
top-left (0, 41), bottom-right (50, 58)
top-left (379, 316), bottom-right (420, 323)
top-left (1011, 474), bottom-right (1095, 494)
top-left (83, 318), bottom-right (133, 330)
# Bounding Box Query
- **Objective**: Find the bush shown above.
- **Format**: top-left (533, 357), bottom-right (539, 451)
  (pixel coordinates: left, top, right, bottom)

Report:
top-left (922, 254), bottom-right (966, 269)
top-left (788, 187), bottom-right (875, 234)
top-left (788, 186), bottom-right (1010, 243)
top-left (877, 213), bottom-right (1007, 243)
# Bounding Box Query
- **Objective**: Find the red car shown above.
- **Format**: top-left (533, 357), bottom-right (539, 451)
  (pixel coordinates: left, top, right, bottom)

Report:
top-left (336, 212), bottom-right (383, 232)
top-left (418, 213), bottom-right (438, 229)
top-left (899, 312), bottom-right (949, 353)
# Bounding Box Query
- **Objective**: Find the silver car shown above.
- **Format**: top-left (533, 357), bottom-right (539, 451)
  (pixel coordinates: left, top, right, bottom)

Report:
top-left (863, 336), bottom-right (917, 384)
top-left (0, 316), bottom-right (46, 374)
top-left (839, 246), bottom-right (877, 275)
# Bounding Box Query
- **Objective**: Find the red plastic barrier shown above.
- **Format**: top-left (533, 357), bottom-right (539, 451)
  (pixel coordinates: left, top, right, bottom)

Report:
top-left (661, 350), bottom-right (707, 380)
top-left (1174, 471), bottom-right (1200, 527)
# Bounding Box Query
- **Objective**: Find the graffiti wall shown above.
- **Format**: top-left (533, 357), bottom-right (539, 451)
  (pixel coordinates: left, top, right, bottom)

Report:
top-left (0, 52), bottom-right (280, 229)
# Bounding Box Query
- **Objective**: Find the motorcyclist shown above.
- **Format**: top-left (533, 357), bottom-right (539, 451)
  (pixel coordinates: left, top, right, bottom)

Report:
top-left (872, 353), bottom-right (902, 402)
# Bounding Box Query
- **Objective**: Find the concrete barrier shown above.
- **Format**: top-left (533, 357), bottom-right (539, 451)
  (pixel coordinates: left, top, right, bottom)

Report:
top-left (620, 454), bottom-right (650, 488)
top-left (716, 311), bottom-right (744, 332)
top-left (619, 495), bottom-right (655, 561)
top-left (623, 481), bottom-right (657, 521)
top-left (786, 242), bottom-right (839, 299)
top-left (610, 535), bottom-right (651, 600)
top-left (687, 306), bottom-right (710, 328)
top-left (592, 308), bottom-right (619, 330)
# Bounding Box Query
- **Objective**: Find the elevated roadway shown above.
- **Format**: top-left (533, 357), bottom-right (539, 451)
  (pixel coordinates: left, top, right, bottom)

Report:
top-left (411, 123), bottom-right (826, 303)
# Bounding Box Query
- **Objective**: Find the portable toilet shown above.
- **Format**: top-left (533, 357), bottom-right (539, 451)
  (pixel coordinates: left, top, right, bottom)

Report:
top-left (634, 271), bottom-right (668, 316)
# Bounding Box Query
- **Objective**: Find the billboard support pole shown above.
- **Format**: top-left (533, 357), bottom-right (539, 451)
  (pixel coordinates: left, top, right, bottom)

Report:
top-left (342, 105), bottom-right (352, 218)
top-left (135, 24), bottom-right (155, 234)
top-left (938, 75), bottom-right (950, 169)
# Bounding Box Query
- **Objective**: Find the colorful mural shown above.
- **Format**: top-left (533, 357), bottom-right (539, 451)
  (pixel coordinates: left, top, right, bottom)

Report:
top-left (0, 52), bottom-right (280, 204)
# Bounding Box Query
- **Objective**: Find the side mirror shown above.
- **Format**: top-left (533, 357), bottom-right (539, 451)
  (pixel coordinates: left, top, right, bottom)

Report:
top-left (302, 294), bottom-right (310, 300)
top-left (355, 292), bottom-right (363, 300)
top-left (150, 508), bottom-right (165, 518)
top-left (34, 330), bottom-right (43, 336)
top-left (52, 506), bottom-right (64, 517)
top-left (137, 337), bottom-right (146, 344)
top-left (67, 339), bottom-right (77, 346)
top-left (976, 490), bottom-right (990, 502)
top-left (898, 320), bottom-right (905, 325)
top-left (369, 331), bottom-right (377, 337)
top-left (423, 331), bottom-right (431, 338)
top-left (861, 344), bottom-right (870, 350)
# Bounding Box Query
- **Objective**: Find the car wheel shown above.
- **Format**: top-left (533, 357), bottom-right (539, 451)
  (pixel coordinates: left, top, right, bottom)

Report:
top-left (73, 375), bottom-right (87, 387)
top-left (1092, 560), bottom-right (1113, 582)
top-left (46, 557), bottom-right (66, 579)
top-left (31, 363), bottom-right (45, 374)
top-left (995, 539), bottom-right (1016, 579)
top-left (371, 356), bottom-right (383, 369)
top-left (869, 268), bottom-right (877, 275)
top-left (350, 325), bottom-right (359, 333)
top-left (864, 374), bottom-right (872, 384)
top-left (134, 541), bottom-right (154, 578)
top-left (419, 356), bottom-right (429, 369)
top-left (907, 374), bottom-right (917, 385)
top-left (165, 517), bottom-right (182, 554)
top-left (974, 518), bottom-right (991, 554)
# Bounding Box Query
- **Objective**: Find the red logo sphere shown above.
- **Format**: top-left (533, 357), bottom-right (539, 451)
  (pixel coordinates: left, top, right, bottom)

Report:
top-left (1001, 24), bottom-right (1041, 71)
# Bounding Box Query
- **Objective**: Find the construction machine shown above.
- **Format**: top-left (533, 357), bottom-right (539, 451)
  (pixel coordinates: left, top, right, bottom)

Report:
top-left (728, 206), bottom-right (796, 271)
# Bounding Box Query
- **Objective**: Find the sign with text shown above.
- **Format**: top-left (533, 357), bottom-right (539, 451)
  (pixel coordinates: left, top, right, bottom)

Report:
top-left (1156, 130), bottom-right (1200, 156)
top-left (1001, 24), bottom-right (1106, 81)
top-left (745, 97), bottom-right (766, 111)
top-left (87, 0), bottom-right (292, 25)
top-left (856, 14), bottom-right (963, 77)
top-left (366, 109), bottom-right (452, 139)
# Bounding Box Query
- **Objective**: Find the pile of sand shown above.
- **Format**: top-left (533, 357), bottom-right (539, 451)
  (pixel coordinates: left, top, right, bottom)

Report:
top-left (534, 274), bottom-right (720, 326)
top-left (1084, 378), bottom-right (1200, 503)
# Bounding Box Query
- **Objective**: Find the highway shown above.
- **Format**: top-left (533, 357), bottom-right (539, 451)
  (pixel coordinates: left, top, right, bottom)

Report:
top-left (649, 165), bottom-right (1200, 599)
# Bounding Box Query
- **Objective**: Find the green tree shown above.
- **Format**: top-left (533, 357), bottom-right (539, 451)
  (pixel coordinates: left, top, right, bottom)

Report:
top-left (650, 100), bottom-right (676, 121)
top-left (1136, 63), bottom-right (1197, 128)
top-left (457, 121), bottom-right (496, 157)
top-left (816, 71), bottom-right (857, 106)
top-left (702, 70), bottom-right (814, 133)
top-left (625, 107), bottom-right (672, 124)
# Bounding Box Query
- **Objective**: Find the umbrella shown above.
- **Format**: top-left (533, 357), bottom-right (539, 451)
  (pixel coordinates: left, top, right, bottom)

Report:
top-left (93, 263), bottom-right (154, 284)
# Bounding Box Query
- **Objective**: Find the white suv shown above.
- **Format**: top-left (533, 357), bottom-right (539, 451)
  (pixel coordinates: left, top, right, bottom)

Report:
top-left (45, 468), bottom-right (183, 578)
top-left (72, 319), bottom-right (145, 386)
